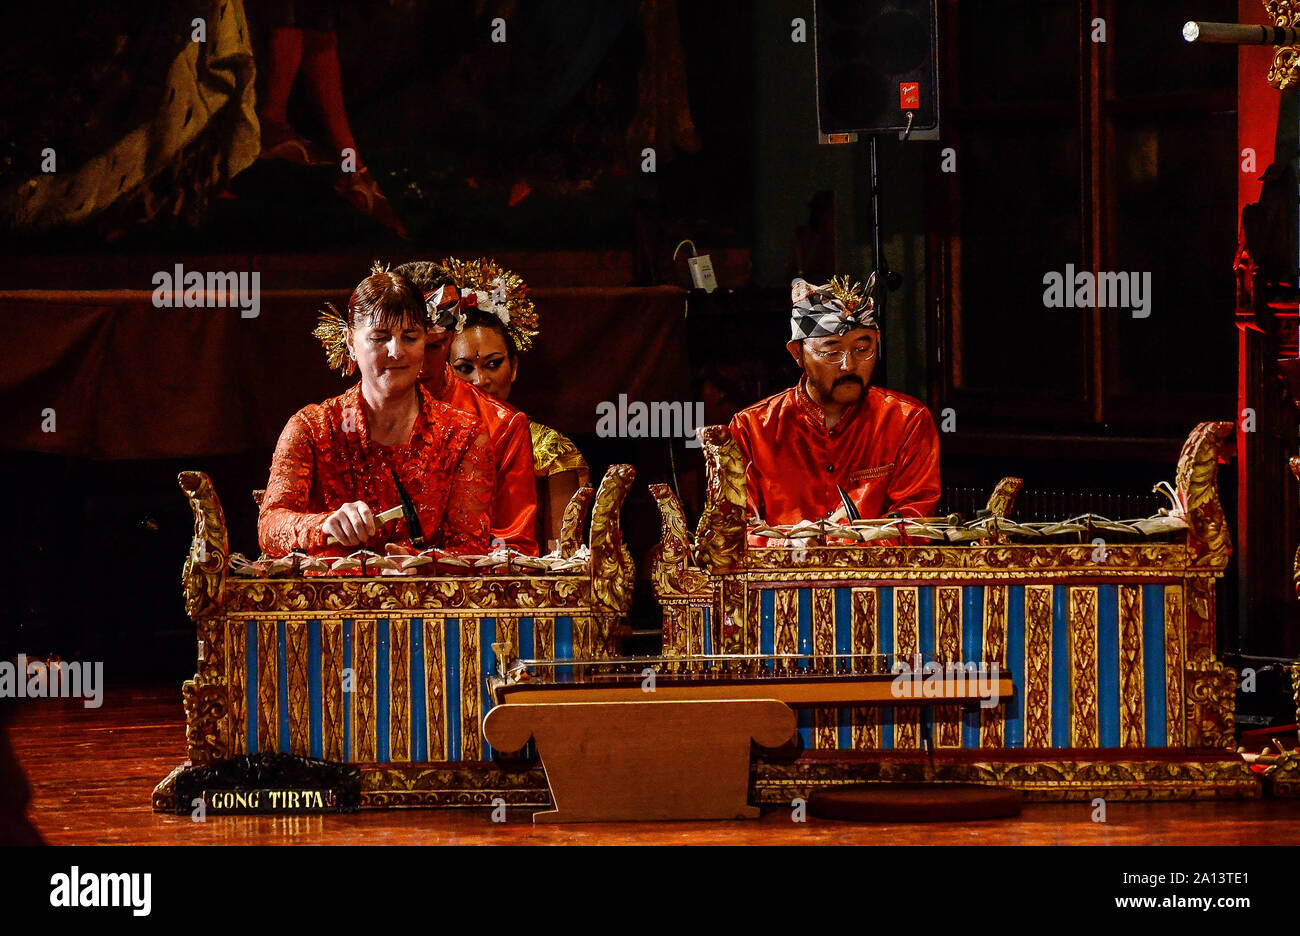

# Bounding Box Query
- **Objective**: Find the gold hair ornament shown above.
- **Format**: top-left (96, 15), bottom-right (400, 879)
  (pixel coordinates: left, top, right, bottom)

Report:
top-left (436, 256), bottom-right (540, 352)
top-left (312, 302), bottom-right (355, 376)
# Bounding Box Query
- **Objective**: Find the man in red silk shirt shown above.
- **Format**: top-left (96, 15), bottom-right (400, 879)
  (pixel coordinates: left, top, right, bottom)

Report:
top-left (729, 277), bottom-right (941, 533)
top-left (393, 261), bottom-right (539, 556)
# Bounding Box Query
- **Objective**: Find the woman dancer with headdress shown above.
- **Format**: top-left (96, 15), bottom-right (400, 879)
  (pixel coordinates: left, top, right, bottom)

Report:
top-left (393, 259), bottom-right (541, 556)
top-left (434, 259), bottom-right (591, 551)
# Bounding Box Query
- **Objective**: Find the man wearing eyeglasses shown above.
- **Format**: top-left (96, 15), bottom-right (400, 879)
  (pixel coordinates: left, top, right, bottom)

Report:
top-left (728, 277), bottom-right (941, 534)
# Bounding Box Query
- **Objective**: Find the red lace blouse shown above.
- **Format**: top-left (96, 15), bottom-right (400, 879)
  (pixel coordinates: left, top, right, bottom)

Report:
top-left (258, 383), bottom-right (496, 557)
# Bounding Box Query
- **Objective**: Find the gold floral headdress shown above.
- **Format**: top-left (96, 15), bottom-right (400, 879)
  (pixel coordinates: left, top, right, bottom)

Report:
top-left (432, 256), bottom-right (540, 352)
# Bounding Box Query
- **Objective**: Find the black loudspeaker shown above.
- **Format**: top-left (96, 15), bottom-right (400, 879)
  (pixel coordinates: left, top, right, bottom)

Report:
top-left (814, 0), bottom-right (939, 136)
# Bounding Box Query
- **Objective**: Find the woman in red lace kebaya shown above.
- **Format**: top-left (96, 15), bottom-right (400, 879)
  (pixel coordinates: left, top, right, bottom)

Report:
top-left (257, 270), bottom-right (496, 557)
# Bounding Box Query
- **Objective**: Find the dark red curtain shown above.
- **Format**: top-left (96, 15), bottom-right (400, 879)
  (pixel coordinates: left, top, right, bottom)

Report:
top-left (0, 286), bottom-right (690, 459)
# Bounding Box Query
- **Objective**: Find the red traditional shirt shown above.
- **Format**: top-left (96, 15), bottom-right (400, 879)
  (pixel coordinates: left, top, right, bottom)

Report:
top-left (258, 383), bottom-right (496, 557)
top-left (435, 366), bottom-right (539, 555)
top-left (729, 380), bottom-right (941, 527)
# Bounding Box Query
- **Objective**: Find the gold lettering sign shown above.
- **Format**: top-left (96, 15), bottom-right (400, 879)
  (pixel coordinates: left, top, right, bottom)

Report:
top-left (203, 789), bottom-right (340, 814)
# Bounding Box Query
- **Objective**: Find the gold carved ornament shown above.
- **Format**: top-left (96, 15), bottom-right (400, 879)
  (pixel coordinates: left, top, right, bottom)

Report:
top-left (1289, 448), bottom-right (1300, 726)
top-left (984, 477), bottom-right (1023, 518)
top-left (751, 757), bottom-right (1259, 802)
top-left (178, 471), bottom-right (228, 621)
top-left (223, 576), bottom-right (589, 615)
top-left (1265, 1), bottom-right (1300, 89)
top-left (589, 464), bottom-right (637, 614)
top-left (981, 477), bottom-right (1023, 544)
top-left (742, 542), bottom-right (1186, 578)
top-left (1173, 421), bottom-right (1233, 569)
top-left (557, 485), bottom-right (595, 558)
top-left (1185, 660), bottom-right (1238, 750)
top-left (182, 675), bottom-right (229, 764)
top-left (694, 425), bottom-right (747, 573)
top-left (1290, 457), bottom-right (1300, 598)
top-left (646, 482), bottom-right (710, 658)
top-left (1294, 659), bottom-right (1300, 726)
top-left (646, 483), bottom-right (710, 599)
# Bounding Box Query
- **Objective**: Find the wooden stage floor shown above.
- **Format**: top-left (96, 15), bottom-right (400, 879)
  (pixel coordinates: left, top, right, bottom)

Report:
top-left (9, 689), bottom-right (1300, 846)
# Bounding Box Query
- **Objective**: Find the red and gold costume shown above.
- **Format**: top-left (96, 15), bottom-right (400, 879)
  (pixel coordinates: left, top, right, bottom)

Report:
top-left (432, 364), bottom-right (539, 555)
top-left (729, 379), bottom-right (941, 527)
top-left (258, 383), bottom-right (496, 557)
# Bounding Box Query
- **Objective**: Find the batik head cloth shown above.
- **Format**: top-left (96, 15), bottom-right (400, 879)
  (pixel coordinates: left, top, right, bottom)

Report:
top-left (789, 274), bottom-right (877, 341)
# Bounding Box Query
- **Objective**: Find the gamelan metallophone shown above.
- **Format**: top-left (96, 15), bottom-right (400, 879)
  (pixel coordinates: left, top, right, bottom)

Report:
top-left (647, 421), bottom-right (1257, 801)
top-left (153, 465), bottom-right (636, 810)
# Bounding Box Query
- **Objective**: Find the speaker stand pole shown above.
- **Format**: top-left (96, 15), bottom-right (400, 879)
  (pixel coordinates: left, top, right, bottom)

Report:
top-left (868, 134), bottom-right (902, 371)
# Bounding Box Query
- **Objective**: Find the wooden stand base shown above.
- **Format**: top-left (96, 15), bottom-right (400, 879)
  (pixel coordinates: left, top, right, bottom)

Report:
top-left (482, 699), bottom-right (796, 822)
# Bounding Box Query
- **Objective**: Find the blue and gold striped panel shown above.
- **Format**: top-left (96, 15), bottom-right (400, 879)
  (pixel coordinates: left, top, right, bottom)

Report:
top-left (1142, 585), bottom-right (1168, 747)
top-left (411, 620), bottom-right (427, 762)
top-left (276, 620), bottom-right (290, 753)
top-left (1004, 587), bottom-right (1025, 747)
top-left (795, 590), bottom-right (812, 748)
top-left (236, 614), bottom-right (581, 764)
top-left (477, 617), bottom-right (494, 761)
top-left (961, 586), bottom-right (984, 750)
top-left (740, 582), bottom-right (1180, 752)
top-left (1051, 586), bottom-right (1071, 747)
top-left (917, 586), bottom-right (936, 747)
top-left (230, 579), bottom-right (1186, 762)
top-left (342, 619), bottom-right (353, 762)
top-left (244, 619), bottom-right (258, 755)
top-left (555, 616), bottom-right (574, 679)
top-left (759, 589), bottom-right (775, 662)
top-left (1098, 585), bottom-right (1120, 748)
top-left (878, 586), bottom-right (894, 749)
top-left (376, 619), bottom-right (391, 762)
top-left (308, 620), bottom-right (323, 759)
top-left (834, 587), bottom-right (852, 751)
top-left (444, 618), bottom-right (461, 761)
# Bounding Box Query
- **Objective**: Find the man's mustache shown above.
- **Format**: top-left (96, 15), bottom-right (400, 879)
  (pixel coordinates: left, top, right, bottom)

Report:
top-left (832, 374), bottom-right (865, 388)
